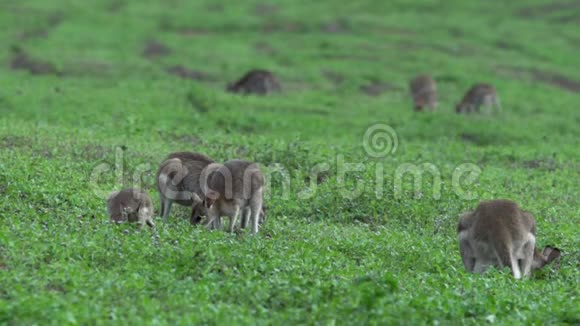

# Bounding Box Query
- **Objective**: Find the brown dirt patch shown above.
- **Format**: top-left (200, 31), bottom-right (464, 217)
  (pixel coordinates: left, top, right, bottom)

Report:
top-left (321, 19), bottom-right (351, 34)
top-left (159, 21), bottom-right (208, 36)
top-left (255, 42), bottom-right (276, 55)
top-left (166, 65), bottom-right (211, 81)
top-left (521, 158), bottom-right (558, 171)
top-left (106, 0), bottom-right (126, 12)
top-left (142, 40), bottom-right (172, 59)
top-left (517, 2), bottom-right (580, 18)
top-left (10, 47), bottom-right (60, 76)
top-left (394, 40), bottom-right (478, 57)
top-left (0, 135), bottom-right (31, 149)
top-left (186, 92), bottom-right (209, 113)
top-left (360, 80), bottom-right (400, 96)
top-left (322, 70), bottom-right (345, 86)
top-left (254, 3), bottom-right (279, 16)
top-left (19, 12), bottom-right (63, 40)
top-left (262, 21), bottom-right (307, 33)
top-left (496, 65), bottom-right (580, 93)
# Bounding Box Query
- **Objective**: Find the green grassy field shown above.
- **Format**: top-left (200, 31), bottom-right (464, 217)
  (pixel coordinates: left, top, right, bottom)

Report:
top-left (1, 0), bottom-right (579, 324)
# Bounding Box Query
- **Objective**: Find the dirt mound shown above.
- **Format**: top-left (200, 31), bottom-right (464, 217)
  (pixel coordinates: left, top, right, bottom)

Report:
top-left (142, 40), bottom-right (172, 59)
top-left (360, 80), bottom-right (399, 96)
top-left (496, 65), bottom-right (580, 93)
top-left (10, 47), bottom-right (59, 75)
top-left (227, 70), bottom-right (281, 95)
top-left (166, 65), bottom-right (210, 81)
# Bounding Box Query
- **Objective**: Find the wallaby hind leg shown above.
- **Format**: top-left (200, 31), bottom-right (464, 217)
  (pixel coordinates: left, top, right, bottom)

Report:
top-left (519, 236), bottom-right (535, 278)
top-left (229, 206), bottom-right (240, 233)
top-left (241, 208), bottom-right (251, 229)
top-left (250, 193), bottom-right (263, 235)
top-left (160, 195), bottom-right (173, 219)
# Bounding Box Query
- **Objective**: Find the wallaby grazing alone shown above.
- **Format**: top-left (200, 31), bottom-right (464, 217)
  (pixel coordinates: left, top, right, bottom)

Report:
top-left (458, 199), bottom-right (561, 279)
top-left (156, 152), bottom-right (214, 223)
top-left (107, 188), bottom-right (155, 227)
top-left (226, 69), bottom-right (281, 95)
top-left (201, 160), bottom-right (265, 235)
top-left (409, 74), bottom-right (437, 111)
top-left (455, 83), bottom-right (501, 114)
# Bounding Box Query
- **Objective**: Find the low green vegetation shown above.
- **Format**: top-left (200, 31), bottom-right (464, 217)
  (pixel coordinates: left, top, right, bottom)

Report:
top-left (0, 0), bottom-right (578, 324)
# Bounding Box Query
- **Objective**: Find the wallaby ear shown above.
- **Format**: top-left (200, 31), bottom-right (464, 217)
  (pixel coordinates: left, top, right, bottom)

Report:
top-left (543, 246), bottom-right (561, 264)
top-left (191, 193), bottom-right (203, 205)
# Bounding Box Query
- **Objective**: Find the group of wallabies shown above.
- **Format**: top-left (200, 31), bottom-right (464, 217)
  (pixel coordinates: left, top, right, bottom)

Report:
top-left (212, 69), bottom-right (502, 114)
top-left (105, 70), bottom-right (558, 279)
top-left (106, 152), bottom-right (561, 279)
top-left (107, 152), bottom-right (265, 235)
top-left (410, 74), bottom-right (501, 113)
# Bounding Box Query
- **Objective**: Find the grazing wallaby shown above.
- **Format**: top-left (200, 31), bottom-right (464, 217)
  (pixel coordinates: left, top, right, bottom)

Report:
top-left (156, 152), bottom-right (214, 223)
top-left (202, 160), bottom-right (265, 234)
top-left (409, 74), bottom-right (437, 111)
top-left (455, 83), bottom-right (501, 114)
top-left (458, 199), bottom-right (561, 279)
top-left (107, 188), bottom-right (155, 227)
top-left (226, 69), bottom-right (281, 95)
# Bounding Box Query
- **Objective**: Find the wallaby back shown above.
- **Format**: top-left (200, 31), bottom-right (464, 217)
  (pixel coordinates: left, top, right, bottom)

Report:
top-left (107, 188), bottom-right (155, 227)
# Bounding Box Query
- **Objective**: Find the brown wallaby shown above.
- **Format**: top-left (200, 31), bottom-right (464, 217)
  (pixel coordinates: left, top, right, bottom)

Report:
top-left (107, 188), bottom-right (155, 228)
top-left (201, 160), bottom-right (265, 234)
top-left (409, 74), bottom-right (437, 111)
top-left (226, 69), bottom-right (281, 95)
top-left (156, 152), bottom-right (214, 225)
top-left (458, 199), bottom-right (561, 279)
top-left (455, 83), bottom-right (501, 114)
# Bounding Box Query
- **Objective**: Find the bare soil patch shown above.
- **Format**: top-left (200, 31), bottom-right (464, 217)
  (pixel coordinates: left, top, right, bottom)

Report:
top-left (10, 47), bottom-right (60, 76)
top-left (19, 13), bottom-right (63, 40)
top-left (166, 65), bottom-right (211, 81)
top-left (321, 19), bottom-right (351, 34)
top-left (254, 3), bottom-right (279, 16)
top-left (360, 80), bottom-right (400, 96)
top-left (517, 2), bottom-right (580, 18)
top-left (255, 42), bottom-right (276, 55)
top-left (496, 65), bottom-right (580, 93)
top-left (322, 70), bottom-right (345, 86)
top-left (142, 40), bottom-right (172, 59)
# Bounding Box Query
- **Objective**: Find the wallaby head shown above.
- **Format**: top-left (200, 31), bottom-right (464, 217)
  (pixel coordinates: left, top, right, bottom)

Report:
top-left (456, 83), bottom-right (501, 114)
top-left (107, 188), bottom-right (155, 228)
top-left (409, 74), bottom-right (437, 111)
top-left (226, 69), bottom-right (281, 95)
top-left (156, 152), bottom-right (214, 219)
top-left (532, 246), bottom-right (561, 270)
top-left (202, 160), bottom-right (265, 234)
top-left (458, 199), bottom-right (548, 279)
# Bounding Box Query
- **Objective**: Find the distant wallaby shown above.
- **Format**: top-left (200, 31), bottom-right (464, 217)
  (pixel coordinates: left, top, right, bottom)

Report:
top-left (409, 74), bottom-right (437, 111)
top-left (107, 188), bottom-right (155, 228)
top-left (201, 160), bottom-right (265, 234)
top-left (458, 199), bottom-right (561, 279)
top-left (156, 152), bottom-right (214, 224)
top-left (226, 69), bottom-right (281, 95)
top-left (456, 83), bottom-right (501, 114)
